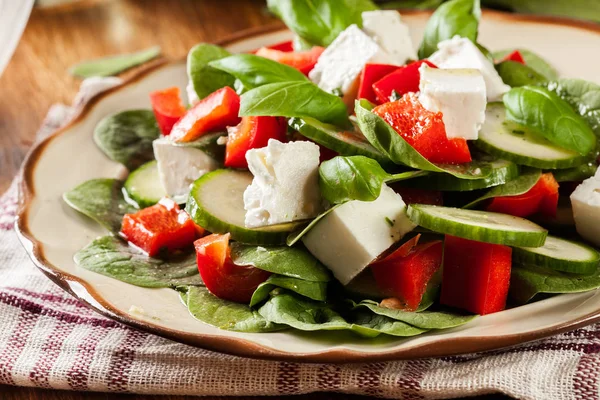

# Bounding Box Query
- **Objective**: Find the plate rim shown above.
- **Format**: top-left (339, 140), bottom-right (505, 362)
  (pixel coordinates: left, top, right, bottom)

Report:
top-left (14, 10), bottom-right (600, 363)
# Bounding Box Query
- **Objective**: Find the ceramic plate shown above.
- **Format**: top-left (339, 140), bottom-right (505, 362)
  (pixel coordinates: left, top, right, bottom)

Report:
top-left (16, 11), bottom-right (600, 362)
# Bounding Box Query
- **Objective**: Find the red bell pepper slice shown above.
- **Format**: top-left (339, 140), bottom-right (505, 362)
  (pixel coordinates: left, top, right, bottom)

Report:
top-left (486, 173), bottom-right (559, 218)
top-left (372, 60), bottom-right (437, 104)
top-left (441, 235), bottom-right (512, 315)
top-left (194, 233), bottom-right (271, 303)
top-left (372, 93), bottom-right (472, 164)
top-left (394, 187), bottom-right (444, 206)
top-left (224, 116), bottom-right (288, 169)
top-left (371, 237), bottom-right (443, 311)
top-left (120, 198), bottom-right (199, 257)
top-left (501, 50), bottom-right (526, 65)
top-left (357, 63), bottom-right (399, 104)
top-left (250, 40), bottom-right (294, 54)
top-left (170, 87), bottom-right (241, 143)
top-left (255, 46), bottom-right (325, 75)
top-left (149, 87), bottom-right (187, 136)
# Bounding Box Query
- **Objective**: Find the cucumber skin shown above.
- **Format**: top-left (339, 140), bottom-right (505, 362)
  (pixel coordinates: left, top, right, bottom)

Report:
top-left (124, 160), bottom-right (165, 208)
top-left (407, 205), bottom-right (548, 247)
top-left (514, 238), bottom-right (600, 275)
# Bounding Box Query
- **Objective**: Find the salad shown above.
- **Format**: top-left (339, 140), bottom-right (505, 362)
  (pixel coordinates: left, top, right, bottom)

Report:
top-left (64, 0), bottom-right (600, 338)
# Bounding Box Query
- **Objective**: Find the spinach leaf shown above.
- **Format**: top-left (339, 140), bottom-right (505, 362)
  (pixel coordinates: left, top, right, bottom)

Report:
top-left (286, 204), bottom-right (342, 246)
top-left (483, 0), bottom-right (600, 25)
top-left (240, 81), bottom-right (350, 128)
top-left (418, 0), bottom-right (481, 59)
top-left (174, 131), bottom-right (227, 161)
top-left (503, 86), bottom-right (596, 156)
top-left (267, 0), bottom-right (378, 46)
top-left (230, 243), bottom-right (330, 282)
top-left (184, 286), bottom-right (284, 332)
top-left (544, 78), bottom-right (600, 138)
top-left (553, 163), bottom-right (598, 183)
top-left (70, 46), bottom-right (161, 78)
top-left (75, 236), bottom-right (202, 287)
top-left (463, 168), bottom-right (541, 209)
top-left (351, 312), bottom-right (428, 337)
top-left (94, 109), bottom-right (160, 170)
top-left (381, 0), bottom-right (444, 10)
top-left (492, 48), bottom-right (558, 80)
top-left (63, 178), bottom-right (137, 233)
top-left (250, 275), bottom-right (328, 307)
top-left (495, 61), bottom-right (547, 87)
top-left (187, 43), bottom-right (235, 100)
top-left (209, 54), bottom-right (307, 90)
top-left (510, 264), bottom-right (600, 305)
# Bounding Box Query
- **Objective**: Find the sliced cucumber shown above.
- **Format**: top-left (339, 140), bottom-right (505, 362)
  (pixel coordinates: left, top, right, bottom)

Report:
top-left (289, 117), bottom-right (390, 165)
top-left (186, 169), bottom-right (303, 245)
top-left (123, 161), bottom-right (166, 208)
top-left (407, 205), bottom-right (548, 247)
top-left (514, 236), bottom-right (600, 274)
top-left (476, 103), bottom-right (587, 169)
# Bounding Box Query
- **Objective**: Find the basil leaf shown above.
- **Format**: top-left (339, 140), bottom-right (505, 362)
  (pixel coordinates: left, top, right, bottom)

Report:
top-left (495, 61), bottom-right (547, 87)
top-left (483, 0), bottom-right (600, 24)
top-left (63, 179), bottom-right (137, 233)
top-left (184, 286), bottom-right (284, 332)
top-left (187, 43), bottom-right (235, 100)
top-left (418, 0), bottom-right (481, 59)
top-left (286, 204), bottom-right (342, 246)
top-left (173, 131), bottom-right (226, 161)
top-left (240, 81), bottom-right (350, 128)
top-left (249, 275), bottom-right (328, 307)
top-left (351, 312), bottom-right (428, 338)
top-left (94, 109), bottom-right (160, 170)
top-left (509, 264), bottom-right (600, 305)
top-left (463, 168), bottom-right (542, 209)
top-left (492, 48), bottom-right (558, 80)
top-left (553, 163), bottom-right (598, 183)
top-left (503, 86), bottom-right (597, 156)
top-left (267, 0), bottom-right (378, 46)
top-left (209, 54), bottom-right (307, 90)
top-left (70, 46), bottom-right (161, 78)
top-left (381, 0), bottom-right (445, 10)
top-left (230, 243), bottom-right (330, 282)
top-left (75, 236), bottom-right (202, 287)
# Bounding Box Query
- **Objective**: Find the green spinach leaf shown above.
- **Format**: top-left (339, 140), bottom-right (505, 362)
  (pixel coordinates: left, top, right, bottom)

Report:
top-left (94, 109), bottom-right (160, 170)
top-left (553, 163), bottom-right (598, 183)
top-left (351, 312), bottom-right (428, 337)
top-left (381, 0), bottom-right (445, 10)
top-left (503, 86), bottom-right (596, 156)
top-left (495, 61), bottom-right (547, 87)
top-left (63, 178), bottom-right (137, 233)
top-left (463, 168), bottom-right (541, 209)
top-left (187, 43), bottom-right (235, 100)
top-left (483, 0), bottom-right (600, 24)
top-left (418, 0), bottom-right (481, 59)
top-left (492, 48), bottom-right (558, 80)
top-left (250, 275), bottom-right (328, 307)
top-left (75, 236), bottom-right (202, 287)
top-left (70, 46), bottom-right (161, 78)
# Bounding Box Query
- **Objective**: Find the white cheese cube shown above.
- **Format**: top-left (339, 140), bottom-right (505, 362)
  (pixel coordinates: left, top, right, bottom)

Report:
top-left (429, 36), bottom-right (510, 101)
top-left (302, 185), bottom-right (415, 285)
top-left (571, 173), bottom-right (600, 247)
top-left (362, 10), bottom-right (416, 65)
top-left (153, 137), bottom-right (219, 203)
top-left (309, 24), bottom-right (392, 95)
top-left (243, 139), bottom-right (323, 228)
top-left (418, 65), bottom-right (486, 140)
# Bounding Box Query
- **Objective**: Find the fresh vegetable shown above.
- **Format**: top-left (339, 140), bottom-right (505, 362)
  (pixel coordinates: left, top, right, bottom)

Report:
top-left (357, 63), bottom-right (399, 104)
top-left (249, 275), bottom-right (327, 307)
top-left (255, 46), bottom-right (324, 75)
top-left (553, 163), bottom-right (598, 183)
top-left (123, 160), bottom-right (167, 208)
top-left (187, 43), bottom-right (235, 101)
top-left (492, 48), bottom-right (558, 80)
top-left (254, 40), bottom-right (294, 53)
top-left (500, 50), bottom-right (525, 64)
top-left (372, 60), bottom-right (437, 104)
top-left (149, 87), bottom-right (187, 135)
top-left (463, 168), bottom-right (541, 209)
top-left (70, 46), bottom-right (161, 78)
top-left (495, 61), bottom-right (547, 87)
top-left (441, 235), bottom-right (512, 315)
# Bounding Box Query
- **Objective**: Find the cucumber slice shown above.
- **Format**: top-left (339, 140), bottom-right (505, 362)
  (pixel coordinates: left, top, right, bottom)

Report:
top-left (514, 236), bottom-right (600, 275)
top-left (123, 161), bottom-right (166, 208)
top-left (407, 205), bottom-right (548, 247)
top-left (186, 169), bottom-right (303, 245)
top-left (289, 117), bottom-right (390, 165)
top-left (476, 103), bottom-right (587, 169)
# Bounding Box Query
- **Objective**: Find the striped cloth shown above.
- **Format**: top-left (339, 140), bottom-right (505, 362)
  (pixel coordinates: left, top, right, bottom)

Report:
top-left (1, 78), bottom-right (600, 400)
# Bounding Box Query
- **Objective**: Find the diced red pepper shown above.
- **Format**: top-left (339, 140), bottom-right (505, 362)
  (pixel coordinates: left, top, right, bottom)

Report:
top-left (357, 63), bottom-right (399, 104)
top-left (372, 93), bottom-right (472, 164)
top-left (501, 50), bottom-right (526, 65)
top-left (170, 87), bottom-right (241, 143)
top-left (255, 46), bottom-right (325, 75)
top-left (394, 187), bottom-right (444, 206)
top-left (486, 173), bottom-right (559, 218)
top-left (194, 233), bottom-right (270, 303)
top-left (371, 237), bottom-right (443, 311)
top-left (120, 198), bottom-right (199, 257)
top-left (225, 116), bottom-right (288, 169)
top-left (149, 87), bottom-right (187, 136)
top-left (441, 235), bottom-right (512, 315)
top-left (372, 60), bottom-right (437, 104)
top-left (260, 40), bottom-right (294, 53)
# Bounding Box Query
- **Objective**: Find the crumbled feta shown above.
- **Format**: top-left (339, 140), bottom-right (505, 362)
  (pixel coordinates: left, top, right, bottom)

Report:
top-left (429, 36), bottom-right (510, 101)
top-left (418, 65), bottom-right (486, 140)
top-left (362, 10), bottom-right (416, 65)
top-left (243, 139), bottom-right (323, 228)
top-left (571, 171), bottom-right (600, 247)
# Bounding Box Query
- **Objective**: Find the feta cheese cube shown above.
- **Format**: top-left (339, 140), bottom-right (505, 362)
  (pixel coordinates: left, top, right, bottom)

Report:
top-left (571, 172), bottom-right (600, 247)
top-left (362, 10), bottom-right (416, 65)
top-left (153, 137), bottom-right (219, 203)
top-left (429, 36), bottom-right (510, 101)
top-left (302, 185), bottom-right (415, 285)
top-left (243, 139), bottom-right (323, 228)
top-left (309, 24), bottom-right (392, 95)
top-left (418, 65), bottom-right (486, 140)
